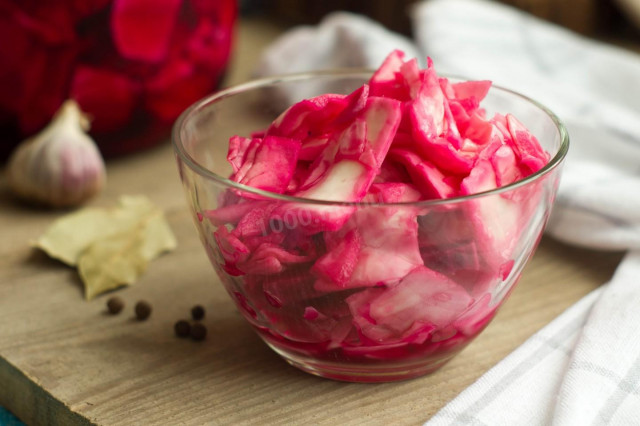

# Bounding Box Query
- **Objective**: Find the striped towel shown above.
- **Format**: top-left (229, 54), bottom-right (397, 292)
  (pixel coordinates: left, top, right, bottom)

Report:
top-left (426, 253), bottom-right (640, 425)
top-left (255, 1), bottom-right (640, 423)
top-left (414, 1), bottom-right (640, 424)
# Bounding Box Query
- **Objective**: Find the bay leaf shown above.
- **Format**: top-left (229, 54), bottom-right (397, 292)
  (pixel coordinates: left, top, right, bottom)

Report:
top-left (79, 230), bottom-right (148, 300)
top-left (34, 195), bottom-right (177, 299)
top-left (33, 208), bottom-right (115, 266)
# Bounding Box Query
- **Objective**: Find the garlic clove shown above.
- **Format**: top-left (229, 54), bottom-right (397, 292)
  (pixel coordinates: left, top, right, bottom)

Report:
top-left (6, 100), bottom-right (106, 208)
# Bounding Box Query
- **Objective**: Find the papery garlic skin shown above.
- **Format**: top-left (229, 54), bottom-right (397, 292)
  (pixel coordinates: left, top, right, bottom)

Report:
top-left (7, 100), bottom-right (106, 208)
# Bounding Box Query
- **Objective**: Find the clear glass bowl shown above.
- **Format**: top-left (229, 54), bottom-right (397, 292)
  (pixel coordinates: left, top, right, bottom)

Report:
top-left (172, 70), bottom-right (569, 382)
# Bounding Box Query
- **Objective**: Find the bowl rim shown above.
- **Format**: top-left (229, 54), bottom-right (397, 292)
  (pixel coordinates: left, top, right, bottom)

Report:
top-left (172, 69), bottom-right (569, 207)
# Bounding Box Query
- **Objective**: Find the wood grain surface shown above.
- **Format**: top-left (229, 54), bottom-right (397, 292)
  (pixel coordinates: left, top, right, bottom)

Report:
top-left (0, 18), bottom-right (625, 426)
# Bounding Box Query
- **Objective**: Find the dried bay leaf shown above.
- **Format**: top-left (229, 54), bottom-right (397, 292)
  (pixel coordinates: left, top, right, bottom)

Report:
top-left (140, 208), bottom-right (179, 260)
top-left (79, 230), bottom-right (148, 300)
top-left (34, 195), bottom-right (177, 299)
top-left (33, 208), bottom-right (115, 266)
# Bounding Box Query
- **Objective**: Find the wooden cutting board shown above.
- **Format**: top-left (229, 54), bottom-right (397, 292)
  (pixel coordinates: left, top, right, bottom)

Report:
top-left (0, 18), bottom-right (625, 426)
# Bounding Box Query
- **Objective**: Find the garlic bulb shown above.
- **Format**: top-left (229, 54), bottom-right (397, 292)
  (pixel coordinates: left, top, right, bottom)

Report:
top-left (6, 100), bottom-right (106, 208)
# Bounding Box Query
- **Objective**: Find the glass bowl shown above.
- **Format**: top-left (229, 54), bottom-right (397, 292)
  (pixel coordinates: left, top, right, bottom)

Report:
top-left (172, 70), bottom-right (569, 383)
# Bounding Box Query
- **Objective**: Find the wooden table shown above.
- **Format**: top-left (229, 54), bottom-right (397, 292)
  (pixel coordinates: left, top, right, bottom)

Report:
top-left (0, 19), bottom-right (625, 425)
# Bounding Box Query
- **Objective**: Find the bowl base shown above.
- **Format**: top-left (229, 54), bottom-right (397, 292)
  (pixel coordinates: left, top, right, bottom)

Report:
top-left (266, 342), bottom-right (460, 383)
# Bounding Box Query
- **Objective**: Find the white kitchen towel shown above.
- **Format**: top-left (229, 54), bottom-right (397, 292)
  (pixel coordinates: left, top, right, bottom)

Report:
top-left (256, 12), bottom-right (420, 74)
top-left (254, 12), bottom-right (420, 103)
top-left (255, 12), bottom-right (420, 90)
top-left (413, 0), bottom-right (640, 253)
top-left (256, 1), bottom-right (640, 423)
top-left (429, 286), bottom-right (603, 425)
top-left (427, 252), bottom-right (640, 426)
top-left (412, 1), bottom-right (640, 424)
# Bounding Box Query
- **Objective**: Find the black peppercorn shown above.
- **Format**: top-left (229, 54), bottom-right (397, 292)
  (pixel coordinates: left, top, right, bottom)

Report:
top-left (191, 305), bottom-right (205, 321)
top-left (190, 322), bottom-right (207, 341)
top-left (135, 301), bottom-right (152, 320)
top-left (106, 297), bottom-right (124, 314)
top-left (174, 320), bottom-right (191, 337)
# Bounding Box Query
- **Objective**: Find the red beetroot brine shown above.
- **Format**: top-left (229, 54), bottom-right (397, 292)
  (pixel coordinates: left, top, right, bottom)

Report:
top-left (202, 51), bottom-right (549, 371)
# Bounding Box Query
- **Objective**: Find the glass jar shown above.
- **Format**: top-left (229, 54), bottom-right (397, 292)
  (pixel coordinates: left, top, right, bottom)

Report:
top-left (0, 0), bottom-right (236, 160)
